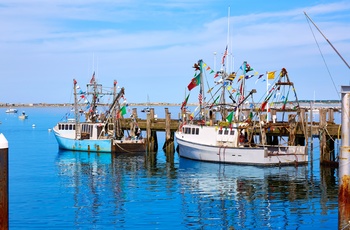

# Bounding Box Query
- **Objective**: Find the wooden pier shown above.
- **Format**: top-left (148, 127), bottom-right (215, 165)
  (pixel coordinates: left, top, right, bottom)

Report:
top-left (119, 107), bottom-right (341, 166)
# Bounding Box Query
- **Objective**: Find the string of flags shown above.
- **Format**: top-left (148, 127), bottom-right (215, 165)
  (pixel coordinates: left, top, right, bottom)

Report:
top-left (185, 55), bottom-right (294, 115)
top-left (188, 59), bottom-right (278, 92)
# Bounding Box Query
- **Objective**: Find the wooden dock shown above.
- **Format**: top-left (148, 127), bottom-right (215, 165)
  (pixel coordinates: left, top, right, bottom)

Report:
top-left (119, 107), bottom-right (341, 166)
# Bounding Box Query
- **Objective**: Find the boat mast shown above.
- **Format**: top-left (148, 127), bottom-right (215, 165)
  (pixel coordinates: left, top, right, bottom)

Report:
top-left (73, 79), bottom-right (81, 140)
top-left (219, 7), bottom-right (231, 121)
top-left (113, 80), bottom-right (117, 122)
top-left (91, 80), bottom-right (98, 122)
top-left (199, 59), bottom-right (205, 121)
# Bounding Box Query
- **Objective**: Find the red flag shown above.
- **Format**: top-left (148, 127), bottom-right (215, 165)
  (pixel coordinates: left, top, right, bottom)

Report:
top-left (90, 72), bottom-right (95, 84)
top-left (187, 74), bottom-right (200, 91)
top-left (221, 45), bottom-right (228, 64)
top-left (198, 92), bottom-right (202, 104)
top-left (261, 101), bottom-right (268, 111)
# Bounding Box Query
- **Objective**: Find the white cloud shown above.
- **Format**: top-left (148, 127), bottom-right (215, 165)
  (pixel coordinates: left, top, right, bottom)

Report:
top-left (0, 1), bottom-right (349, 104)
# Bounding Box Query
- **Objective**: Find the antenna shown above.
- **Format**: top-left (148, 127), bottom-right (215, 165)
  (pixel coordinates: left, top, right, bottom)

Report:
top-left (226, 6), bottom-right (230, 73)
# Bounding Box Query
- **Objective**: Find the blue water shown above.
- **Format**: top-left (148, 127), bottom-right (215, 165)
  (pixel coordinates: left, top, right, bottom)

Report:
top-left (0, 107), bottom-right (338, 229)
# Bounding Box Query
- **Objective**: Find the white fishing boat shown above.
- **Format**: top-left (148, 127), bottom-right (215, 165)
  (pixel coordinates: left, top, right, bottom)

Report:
top-left (5, 108), bottom-right (18, 113)
top-left (175, 56), bottom-right (308, 166)
top-left (53, 74), bottom-right (145, 153)
top-left (18, 111), bottom-right (28, 119)
top-left (141, 95), bottom-right (152, 113)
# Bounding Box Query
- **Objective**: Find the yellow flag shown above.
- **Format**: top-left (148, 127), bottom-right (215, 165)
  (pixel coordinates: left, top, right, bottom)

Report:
top-left (267, 71), bottom-right (276, 80)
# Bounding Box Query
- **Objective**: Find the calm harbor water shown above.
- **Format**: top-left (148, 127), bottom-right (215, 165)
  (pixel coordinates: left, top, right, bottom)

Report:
top-left (1, 107), bottom-right (339, 229)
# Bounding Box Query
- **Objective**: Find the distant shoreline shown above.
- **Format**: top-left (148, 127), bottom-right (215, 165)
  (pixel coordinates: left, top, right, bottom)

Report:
top-left (0, 100), bottom-right (341, 108)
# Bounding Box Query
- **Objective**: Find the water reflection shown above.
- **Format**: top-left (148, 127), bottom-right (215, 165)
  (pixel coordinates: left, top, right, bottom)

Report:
top-left (56, 150), bottom-right (147, 227)
top-left (178, 158), bottom-right (338, 229)
top-left (55, 150), bottom-right (338, 229)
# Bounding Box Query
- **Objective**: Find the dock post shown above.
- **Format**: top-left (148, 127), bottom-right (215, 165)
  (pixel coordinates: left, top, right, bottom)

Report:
top-left (288, 114), bottom-right (296, 146)
top-left (163, 108), bottom-right (174, 153)
top-left (146, 108), bottom-right (158, 152)
top-left (339, 86), bottom-right (350, 229)
top-left (319, 108), bottom-right (327, 164)
top-left (327, 108), bottom-right (334, 124)
top-left (0, 133), bottom-right (9, 230)
top-left (146, 111), bottom-right (152, 151)
top-left (297, 108), bottom-right (307, 147)
top-left (132, 108), bottom-right (138, 118)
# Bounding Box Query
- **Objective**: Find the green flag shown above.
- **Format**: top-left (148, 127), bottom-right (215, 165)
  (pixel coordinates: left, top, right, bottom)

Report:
top-left (181, 94), bottom-right (190, 109)
top-left (226, 111), bottom-right (234, 123)
top-left (120, 106), bottom-right (127, 116)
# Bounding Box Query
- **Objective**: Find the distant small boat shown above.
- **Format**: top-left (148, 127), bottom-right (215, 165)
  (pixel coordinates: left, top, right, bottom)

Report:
top-left (6, 109), bottom-right (18, 113)
top-left (141, 95), bottom-right (152, 113)
top-left (141, 107), bottom-right (151, 113)
top-left (18, 111), bottom-right (28, 119)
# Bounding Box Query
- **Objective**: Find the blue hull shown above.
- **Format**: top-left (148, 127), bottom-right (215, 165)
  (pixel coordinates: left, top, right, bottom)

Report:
top-left (54, 134), bottom-right (112, 153)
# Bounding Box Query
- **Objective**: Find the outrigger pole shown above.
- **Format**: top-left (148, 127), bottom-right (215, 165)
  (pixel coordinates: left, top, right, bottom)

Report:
top-left (304, 11), bottom-right (350, 69)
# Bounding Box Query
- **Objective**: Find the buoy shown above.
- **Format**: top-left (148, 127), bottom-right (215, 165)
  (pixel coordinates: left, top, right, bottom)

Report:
top-left (32, 124), bottom-right (36, 128)
top-left (48, 129), bottom-right (52, 132)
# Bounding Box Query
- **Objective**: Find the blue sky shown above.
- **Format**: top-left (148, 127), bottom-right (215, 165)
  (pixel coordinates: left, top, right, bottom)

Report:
top-left (0, 0), bottom-right (349, 104)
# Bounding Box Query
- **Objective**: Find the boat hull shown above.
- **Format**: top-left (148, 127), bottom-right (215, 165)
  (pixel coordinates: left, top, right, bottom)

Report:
top-left (176, 134), bottom-right (308, 166)
top-left (54, 133), bottom-right (113, 152)
top-left (5, 109), bottom-right (18, 113)
top-left (113, 140), bottom-right (146, 153)
top-left (54, 130), bottom-right (146, 153)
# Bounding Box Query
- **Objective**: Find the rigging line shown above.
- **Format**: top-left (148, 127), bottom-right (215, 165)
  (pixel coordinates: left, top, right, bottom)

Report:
top-left (203, 67), bottom-right (215, 103)
top-left (305, 14), bottom-right (340, 99)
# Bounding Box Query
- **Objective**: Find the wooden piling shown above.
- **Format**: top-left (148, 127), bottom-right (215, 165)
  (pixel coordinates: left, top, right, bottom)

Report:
top-left (146, 108), bottom-right (158, 152)
top-left (163, 108), bottom-right (174, 153)
top-left (299, 108), bottom-right (308, 145)
top-left (146, 110), bottom-right (152, 151)
top-left (319, 108), bottom-right (327, 164)
top-left (0, 133), bottom-right (8, 230)
top-left (132, 108), bottom-right (138, 118)
top-left (288, 114), bottom-right (296, 146)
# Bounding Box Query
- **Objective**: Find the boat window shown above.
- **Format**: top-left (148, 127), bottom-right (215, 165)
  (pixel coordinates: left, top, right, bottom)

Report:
top-left (196, 128), bottom-right (199, 135)
top-left (224, 129), bottom-right (229, 135)
top-left (58, 124), bottom-right (62, 130)
top-left (65, 124), bottom-right (68, 130)
top-left (89, 125), bottom-right (93, 136)
top-left (69, 124), bottom-right (73, 130)
top-left (185, 127), bottom-right (191, 134)
top-left (218, 130), bottom-right (223, 135)
top-left (73, 125), bottom-right (75, 130)
top-left (230, 130), bottom-right (235, 135)
top-left (191, 128), bottom-right (195, 135)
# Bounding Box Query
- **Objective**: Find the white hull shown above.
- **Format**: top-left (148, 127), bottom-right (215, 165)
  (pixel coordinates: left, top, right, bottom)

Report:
top-left (175, 124), bottom-right (308, 166)
top-left (18, 115), bottom-right (28, 119)
top-left (5, 109), bottom-right (17, 113)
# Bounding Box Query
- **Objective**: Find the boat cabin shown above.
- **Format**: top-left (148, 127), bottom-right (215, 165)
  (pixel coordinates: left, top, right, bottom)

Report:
top-left (56, 122), bottom-right (106, 140)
